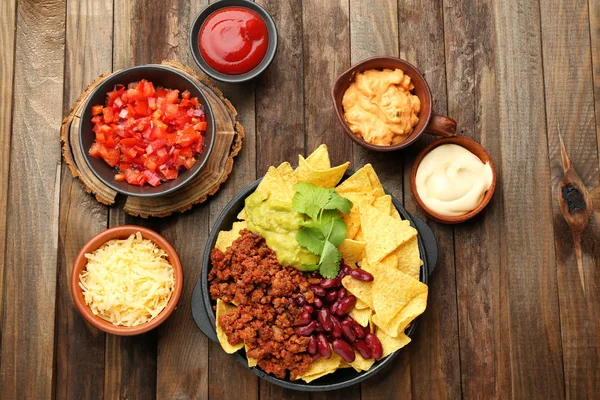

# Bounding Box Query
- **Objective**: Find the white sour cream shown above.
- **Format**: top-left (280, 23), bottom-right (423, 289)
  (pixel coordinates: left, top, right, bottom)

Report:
top-left (415, 144), bottom-right (493, 217)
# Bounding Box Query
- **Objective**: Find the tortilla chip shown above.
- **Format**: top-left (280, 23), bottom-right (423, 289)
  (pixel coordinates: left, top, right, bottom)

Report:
top-left (336, 171), bottom-right (372, 195)
top-left (395, 236), bottom-right (422, 280)
top-left (305, 144), bottom-right (331, 170)
top-left (355, 299), bottom-right (369, 310)
top-left (215, 221), bottom-right (248, 252)
top-left (349, 351), bottom-right (376, 372)
top-left (371, 267), bottom-right (428, 326)
top-left (372, 290), bottom-right (427, 337)
top-left (277, 162), bottom-right (297, 190)
top-left (376, 328), bottom-right (411, 358)
top-left (295, 156), bottom-right (349, 188)
top-left (339, 239), bottom-right (366, 266)
top-left (342, 276), bottom-right (373, 309)
top-left (380, 253), bottom-right (398, 270)
top-left (342, 206), bottom-right (361, 239)
top-left (372, 195), bottom-right (393, 215)
top-left (354, 229), bottom-right (365, 241)
top-left (294, 350), bottom-right (341, 380)
top-left (349, 307), bottom-right (371, 327)
top-left (360, 205), bottom-right (417, 263)
top-left (362, 164), bottom-right (384, 192)
top-left (339, 361), bottom-right (352, 369)
top-left (237, 209), bottom-right (246, 220)
top-left (300, 371), bottom-right (331, 383)
top-left (216, 300), bottom-right (244, 354)
top-left (243, 342), bottom-right (258, 367)
top-left (389, 204), bottom-right (402, 220)
top-left (256, 166), bottom-right (294, 205)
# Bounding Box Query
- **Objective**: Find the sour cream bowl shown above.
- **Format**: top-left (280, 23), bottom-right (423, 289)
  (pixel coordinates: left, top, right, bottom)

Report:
top-left (410, 136), bottom-right (496, 224)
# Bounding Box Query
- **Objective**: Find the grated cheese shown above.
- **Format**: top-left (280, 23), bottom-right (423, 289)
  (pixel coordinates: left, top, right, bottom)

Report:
top-left (79, 232), bottom-right (175, 327)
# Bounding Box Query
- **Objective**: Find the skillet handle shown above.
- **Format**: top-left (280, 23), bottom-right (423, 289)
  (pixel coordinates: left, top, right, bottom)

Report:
top-left (191, 281), bottom-right (219, 343)
top-left (410, 215), bottom-right (438, 275)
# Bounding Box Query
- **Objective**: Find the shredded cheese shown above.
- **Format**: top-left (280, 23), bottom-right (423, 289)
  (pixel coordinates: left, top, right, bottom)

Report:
top-left (79, 232), bottom-right (176, 327)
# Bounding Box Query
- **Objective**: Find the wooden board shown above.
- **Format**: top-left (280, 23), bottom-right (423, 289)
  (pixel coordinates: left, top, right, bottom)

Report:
top-left (60, 60), bottom-right (245, 218)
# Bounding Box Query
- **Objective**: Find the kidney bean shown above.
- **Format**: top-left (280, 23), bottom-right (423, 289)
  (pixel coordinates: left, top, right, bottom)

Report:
top-left (308, 335), bottom-right (318, 355)
top-left (311, 271), bottom-right (322, 279)
top-left (350, 268), bottom-right (374, 282)
top-left (340, 320), bottom-right (357, 343)
top-left (296, 294), bottom-right (307, 306)
top-left (296, 310), bottom-right (312, 326)
top-left (320, 278), bottom-right (340, 289)
top-left (312, 353), bottom-right (321, 361)
top-left (353, 340), bottom-right (372, 359)
top-left (295, 320), bottom-right (317, 336)
top-left (337, 288), bottom-right (347, 300)
top-left (352, 321), bottom-right (366, 339)
top-left (332, 339), bottom-right (356, 363)
top-left (317, 333), bottom-right (331, 358)
top-left (335, 295), bottom-right (357, 316)
top-left (331, 316), bottom-right (343, 339)
top-left (341, 264), bottom-right (352, 276)
top-left (318, 308), bottom-right (333, 332)
top-left (324, 290), bottom-right (338, 303)
top-left (365, 333), bottom-right (383, 360)
top-left (313, 297), bottom-right (323, 309)
top-left (314, 321), bottom-right (324, 332)
top-left (330, 300), bottom-right (340, 315)
top-left (303, 305), bottom-right (315, 315)
top-left (287, 297), bottom-right (295, 305)
top-left (310, 285), bottom-right (327, 297)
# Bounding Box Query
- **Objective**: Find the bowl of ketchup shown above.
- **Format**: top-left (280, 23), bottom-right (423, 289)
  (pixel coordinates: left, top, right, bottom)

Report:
top-left (190, 0), bottom-right (278, 83)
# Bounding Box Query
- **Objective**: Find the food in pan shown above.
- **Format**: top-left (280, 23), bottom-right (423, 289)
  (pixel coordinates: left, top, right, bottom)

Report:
top-left (199, 6), bottom-right (269, 75)
top-left (79, 232), bottom-right (175, 327)
top-left (342, 68), bottom-right (420, 146)
top-left (208, 145), bottom-right (428, 382)
top-left (88, 79), bottom-right (207, 187)
top-left (415, 143), bottom-right (493, 216)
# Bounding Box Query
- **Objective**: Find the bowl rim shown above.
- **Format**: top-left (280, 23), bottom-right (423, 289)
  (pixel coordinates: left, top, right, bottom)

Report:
top-left (71, 225), bottom-right (184, 336)
top-left (331, 56), bottom-right (433, 152)
top-left (188, 0), bottom-right (278, 83)
top-left (79, 64), bottom-right (216, 198)
top-left (410, 136), bottom-right (497, 224)
top-left (198, 171), bottom-right (431, 390)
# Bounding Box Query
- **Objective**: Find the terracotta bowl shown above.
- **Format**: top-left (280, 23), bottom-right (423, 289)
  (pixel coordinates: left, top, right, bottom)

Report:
top-left (410, 136), bottom-right (497, 224)
top-left (71, 226), bottom-right (183, 335)
top-left (332, 56), bottom-right (456, 152)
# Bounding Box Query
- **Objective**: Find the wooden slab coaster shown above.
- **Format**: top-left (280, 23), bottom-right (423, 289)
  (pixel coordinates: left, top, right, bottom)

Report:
top-left (60, 60), bottom-right (245, 218)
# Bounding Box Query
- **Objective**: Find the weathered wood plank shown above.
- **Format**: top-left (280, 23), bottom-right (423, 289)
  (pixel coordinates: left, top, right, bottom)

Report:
top-left (493, 0), bottom-right (565, 397)
top-left (540, 1), bottom-right (600, 398)
top-left (54, 1), bottom-right (113, 399)
top-left (0, 0), bottom-right (17, 346)
top-left (590, 0), bottom-right (600, 146)
top-left (441, 0), bottom-right (505, 398)
top-left (0, 0), bottom-right (66, 397)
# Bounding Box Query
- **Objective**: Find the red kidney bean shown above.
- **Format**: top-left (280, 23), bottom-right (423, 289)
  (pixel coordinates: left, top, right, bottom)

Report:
top-left (317, 334), bottom-right (331, 358)
top-left (332, 339), bottom-right (356, 363)
top-left (337, 288), bottom-right (347, 300)
top-left (331, 316), bottom-right (343, 339)
top-left (324, 289), bottom-right (338, 303)
top-left (312, 353), bottom-right (321, 361)
top-left (313, 297), bottom-right (323, 309)
top-left (353, 340), bottom-right (372, 359)
top-left (352, 321), bottom-right (366, 339)
top-left (341, 264), bottom-right (352, 276)
top-left (335, 295), bottom-right (357, 316)
top-left (303, 305), bottom-right (315, 315)
top-left (295, 320), bottom-right (317, 336)
top-left (310, 285), bottom-right (327, 297)
top-left (296, 294), bottom-right (307, 306)
top-left (340, 320), bottom-right (357, 343)
top-left (296, 310), bottom-right (312, 326)
top-left (330, 300), bottom-right (340, 315)
top-left (311, 271), bottom-right (322, 279)
top-left (308, 335), bottom-right (318, 355)
top-left (365, 333), bottom-right (383, 360)
top-left (363, 324), bottom-right (371, 336)
top-left (320, 278), bottom-right (340, 289)
top-left (350, 268), bottom-right (374, 282)
top-left (318, 308), bottom-right (333, 332)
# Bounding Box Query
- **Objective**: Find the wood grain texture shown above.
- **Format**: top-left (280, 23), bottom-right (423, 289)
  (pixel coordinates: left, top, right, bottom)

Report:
top-left (0, 0), bottom-right (16, 346)
top-left (590, 0), bottom-right (600, 148)
top-left (398, 1), bottom-right (462, 399)
top-left (493, 0), bottom-right (565, 397)
top-left (54, 1), bottom-right (113, 399)
top-left (442, 0), bottom-right (504, 398)
top-left (540, 0), bottom-right (600, 398)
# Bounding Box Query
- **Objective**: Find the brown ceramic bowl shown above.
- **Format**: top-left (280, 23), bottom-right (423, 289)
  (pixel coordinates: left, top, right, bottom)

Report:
top-left (332, 56), bottom-right (456, 152)
top-left (410, 136), bottom-right (496, 224)
top-left (71, 226), bottom-right (183, 335)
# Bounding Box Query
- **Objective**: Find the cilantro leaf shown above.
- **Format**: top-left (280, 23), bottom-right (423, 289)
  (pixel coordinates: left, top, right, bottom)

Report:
top-left (325, 218), bottom-right (348, 247)
top-left (292, 183), bottom-right (332, 221)
top-left (319, 241), bottom-right (342, 278)
top-left (296, 227), bottom-right (325, 255)
top-left (302, 264), bottom-right (321, 271)
top-left (324, 192), bottom-right (353, 215)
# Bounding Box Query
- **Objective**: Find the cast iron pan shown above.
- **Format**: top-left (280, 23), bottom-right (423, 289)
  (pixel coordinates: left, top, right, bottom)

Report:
top-left (191, 172), bottom-right (438, 391)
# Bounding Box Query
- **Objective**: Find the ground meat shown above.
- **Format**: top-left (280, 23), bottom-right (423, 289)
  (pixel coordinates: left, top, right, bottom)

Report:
top-left (208, 229), bottom-right (315, 379)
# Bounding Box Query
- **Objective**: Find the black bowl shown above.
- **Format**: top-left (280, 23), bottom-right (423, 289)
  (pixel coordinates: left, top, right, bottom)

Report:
top-left (191, 172), bottom-right (438, 391)
top-left (79, 64), bottom-right (215, 197)
top-left (189, 0), bottom-right (278, 83)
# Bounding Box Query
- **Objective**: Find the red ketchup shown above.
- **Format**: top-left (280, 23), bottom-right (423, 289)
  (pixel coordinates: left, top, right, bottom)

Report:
top-left (199, 7), bottom-right (268, 75)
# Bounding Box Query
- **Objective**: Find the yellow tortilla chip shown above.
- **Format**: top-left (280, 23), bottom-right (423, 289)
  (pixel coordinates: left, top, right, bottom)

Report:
top-left (300, 371), bottom-right (331, 383)
top-left (372, 195), bottom-right (393, 215)
top-left (349, 307), bottom-right (371, 327)
top-left (256, 166), bottom-right (294, 205)
top-left (215, 221), bottom-right (248, 252)
top-left (216, 300), bottom-right (244, 354)
top-left (395, 236), bottom-right (421, 280)
top-left (339, 239), bottom-right (366, 266)
top-left (355, 299), bottom-right (369, 310)
top-left (372, 290), bottom-right (427, 337)
top-left (371, 267), bottom-right (428, 326)
top-left (375, 328), bottom-right (411, 358)
top-left (295, 156), bottom-right (349, 188)
top-left (294, 350), bottom-right (341, 380)
top-left (342, 206), bottom-right (361, 239)
top-left (380, 253), bottom-right (398, 269)
top-left (389, 204), bottom-right (402, 220)
top-left (336, 167), bottom-right (372, 194)
top-left (237, 209), bottom-right (246, 220)
top-left (349, 351), bottom-right (376, 372)
top-left (305, 144), bottom-right (331, 170)
top-left (339, 361), bottom-right (352, 369)
top-left (341, 276), bottom-right (373, 309)
top-left (360, 205), bottom-right (417, 263)
top-left (354, 229), bottom-right (365, 241)
top-left (245, 343), bottom-right (258, 367)
top-left (362, 164), bottom-right (384, 192)
top-left (277, 162), bottom-right (297, 190)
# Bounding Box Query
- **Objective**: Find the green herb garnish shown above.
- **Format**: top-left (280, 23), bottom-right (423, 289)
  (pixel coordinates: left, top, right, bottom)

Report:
top-left (292, 183), bottom-right (352, 278)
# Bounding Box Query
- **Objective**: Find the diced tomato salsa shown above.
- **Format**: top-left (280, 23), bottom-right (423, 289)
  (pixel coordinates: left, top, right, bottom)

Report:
top-left (88, 79), bottom-right (207, 187)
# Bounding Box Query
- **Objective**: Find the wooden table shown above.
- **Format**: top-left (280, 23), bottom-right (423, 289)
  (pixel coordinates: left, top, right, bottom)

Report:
top-left (1, 0), bottom-right (599, 399)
